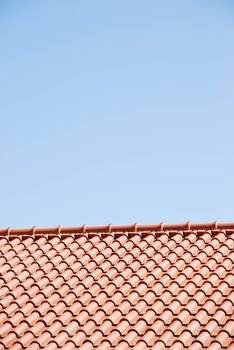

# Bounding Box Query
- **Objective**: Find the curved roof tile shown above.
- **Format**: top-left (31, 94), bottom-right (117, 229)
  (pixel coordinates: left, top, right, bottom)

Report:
top-left (0, 222), bottom-right (233, 349)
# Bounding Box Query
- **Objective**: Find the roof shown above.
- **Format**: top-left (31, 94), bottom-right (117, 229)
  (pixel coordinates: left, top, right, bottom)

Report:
top-left (0, 222), bottom-right (233, 350)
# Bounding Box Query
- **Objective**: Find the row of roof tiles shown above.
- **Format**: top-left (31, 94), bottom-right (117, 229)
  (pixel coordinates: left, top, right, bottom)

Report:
top-left (1, 221), bottom-right (234, 236)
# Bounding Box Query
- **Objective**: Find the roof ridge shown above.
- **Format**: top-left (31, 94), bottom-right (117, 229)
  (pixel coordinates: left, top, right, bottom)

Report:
top-left (0, 221), bottom-right (234, 236)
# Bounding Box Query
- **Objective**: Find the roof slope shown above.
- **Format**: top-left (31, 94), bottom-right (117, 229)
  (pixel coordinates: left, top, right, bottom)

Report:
top-left (0, 223), bottom-right (234, 350)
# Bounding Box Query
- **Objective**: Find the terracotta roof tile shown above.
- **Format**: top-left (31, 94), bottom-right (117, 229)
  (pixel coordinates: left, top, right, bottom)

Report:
top-left (0, 222), bottom-right (234, 349)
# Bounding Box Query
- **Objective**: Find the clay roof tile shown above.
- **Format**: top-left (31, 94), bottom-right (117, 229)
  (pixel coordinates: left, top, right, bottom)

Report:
top-left (0, 221), bottom-right (233, 349)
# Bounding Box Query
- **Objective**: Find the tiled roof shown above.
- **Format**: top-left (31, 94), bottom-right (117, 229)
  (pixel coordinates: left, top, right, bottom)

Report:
top-left (0, 222), bottom-right (234, 350)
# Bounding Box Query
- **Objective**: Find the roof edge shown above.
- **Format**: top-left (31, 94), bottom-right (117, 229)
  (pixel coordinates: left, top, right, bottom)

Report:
top-left (0, 221), bottom-right (234, 236)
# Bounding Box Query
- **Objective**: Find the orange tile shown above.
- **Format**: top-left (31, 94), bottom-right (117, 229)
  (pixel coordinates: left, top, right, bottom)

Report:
top-left (0, 224), bottom-right (233, 349)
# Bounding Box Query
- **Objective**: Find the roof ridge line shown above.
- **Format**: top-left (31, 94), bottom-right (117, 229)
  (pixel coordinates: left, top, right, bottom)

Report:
top-left (0, 221), bottom-right (234, 236)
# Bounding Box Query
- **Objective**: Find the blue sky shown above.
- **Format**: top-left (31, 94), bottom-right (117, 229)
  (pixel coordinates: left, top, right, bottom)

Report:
top-left (0, 1), bottom-right (233, 227)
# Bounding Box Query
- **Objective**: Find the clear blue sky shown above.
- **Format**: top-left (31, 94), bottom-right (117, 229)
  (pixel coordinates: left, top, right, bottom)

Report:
top-left (0, 1), bottom-right (234, 228)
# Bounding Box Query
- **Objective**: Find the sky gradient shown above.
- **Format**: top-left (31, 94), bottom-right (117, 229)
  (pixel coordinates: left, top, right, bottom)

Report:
top-left (0, 1), bottom-right (234, 228)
